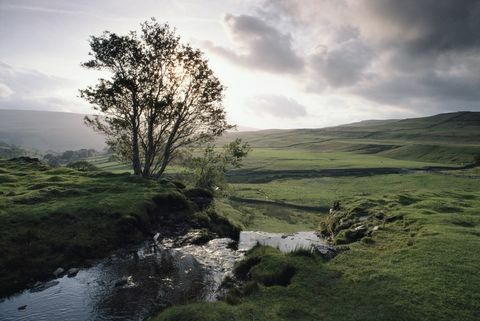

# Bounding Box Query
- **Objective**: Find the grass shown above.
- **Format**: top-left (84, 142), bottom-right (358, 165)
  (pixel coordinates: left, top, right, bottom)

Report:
top-left (151, 139), bottom-right (480, 320)
top-left (221, 111), bottom-right (480, 165)
top-left (0, 159), bottom-right (167, 296)
top-left (0, 159), bottom-right (239, 297)
top-left (3, 111), bottom-right (479, 319)
top-left (154, 177), bottom-right (480, 321)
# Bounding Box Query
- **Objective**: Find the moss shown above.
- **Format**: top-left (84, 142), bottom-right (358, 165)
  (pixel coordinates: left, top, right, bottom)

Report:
top-left (234, 255), bottom-right (262, 280)
top-left (152, 191), bottom-right (190, 211)
top-left (0, 174), bottom-right (17, 183)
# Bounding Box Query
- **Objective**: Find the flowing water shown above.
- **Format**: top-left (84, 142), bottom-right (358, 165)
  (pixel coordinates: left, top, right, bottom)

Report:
top-left (0, 231), bottom-right (329, 321)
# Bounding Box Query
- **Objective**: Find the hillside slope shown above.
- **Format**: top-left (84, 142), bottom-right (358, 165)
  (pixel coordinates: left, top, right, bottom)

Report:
top-left (223, 111), bottom-right (480, 164)
top-left (0, 110), bottom-right (105, 152)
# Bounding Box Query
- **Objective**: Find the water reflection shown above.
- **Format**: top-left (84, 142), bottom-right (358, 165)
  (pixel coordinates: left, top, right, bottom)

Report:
top-left (0, 231), bottom-right (327, 321)
top-left (0, 242), bottom-right (218, 321)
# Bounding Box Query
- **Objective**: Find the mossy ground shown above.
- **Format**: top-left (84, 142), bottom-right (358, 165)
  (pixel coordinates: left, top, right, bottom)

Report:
top-left (152, 149), bottom-right (480, 321)
top-left (0, 159), bottom-right (239, 297)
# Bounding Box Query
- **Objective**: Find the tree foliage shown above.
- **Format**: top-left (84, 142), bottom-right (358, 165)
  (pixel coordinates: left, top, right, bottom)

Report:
top-left (80, 19), bottom-right (231, 177)
top-left (188, 138), bottom-right (251, 191)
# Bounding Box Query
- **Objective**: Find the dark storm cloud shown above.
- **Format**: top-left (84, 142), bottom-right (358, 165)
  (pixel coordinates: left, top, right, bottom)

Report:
top-left (256, 0), bottom-right (480, 112)
top-left (247, 94), bottom-right (307, 118)
top-left (308, 38), bottom-right (373, 89)
top-left (353, 0), bottom-right (480, 110)
top-left (362, 0), bottom-right (480, 54)
top-left (204, 14), bottom-right (304, 73)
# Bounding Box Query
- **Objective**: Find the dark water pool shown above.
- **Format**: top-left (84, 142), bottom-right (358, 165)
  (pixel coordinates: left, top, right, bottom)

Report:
top-left (0, 231), bottom-right (327, 321)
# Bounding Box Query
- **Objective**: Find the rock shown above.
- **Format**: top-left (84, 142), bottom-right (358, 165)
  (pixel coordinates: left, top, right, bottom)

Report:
top-left (373, 225), bottom-right (380, 231)
top-left (67, 268), bottom-right (80, 277)
top-left (18, 305), bottom-right (27, 310)
top-left (30, 280), bottom-right (59, 293)
top-left (53, 267), bottom-right (65, 277)
top-left (313, 245), bottom-right (338, 260)
top-left (175, 229), bottom-right (216, 246)
top-left (114, 278), bottom-right (128, 287)
top-left (114, 276), bottom-right (133, 287)
top-left (354, 225), bottom-right (367, 232)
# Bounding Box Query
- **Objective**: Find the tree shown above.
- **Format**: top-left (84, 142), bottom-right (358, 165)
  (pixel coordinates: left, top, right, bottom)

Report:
top-left (80, 18), bottom-right (231, 177)
top-left (188, 138), bottom-right (251, 191)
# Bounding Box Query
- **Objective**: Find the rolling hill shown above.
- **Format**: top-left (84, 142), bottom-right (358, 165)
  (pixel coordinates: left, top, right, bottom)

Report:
top-left (1, 109), bottom-right (479, 164)
top-left (223, 111), bottom-right (480, 164)
top-left (0, 109), bottom-right (105, 152)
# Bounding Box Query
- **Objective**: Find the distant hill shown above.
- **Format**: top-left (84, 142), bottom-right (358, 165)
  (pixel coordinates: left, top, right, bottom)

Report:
top-left (222, 111), bottom-right (480, 164)
top-left (1, 109), bottom-right (479, 163)
top-left (0, 109), bottom-right (106, 152)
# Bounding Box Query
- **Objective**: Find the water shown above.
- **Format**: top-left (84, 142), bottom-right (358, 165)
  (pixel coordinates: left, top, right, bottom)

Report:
top-left (238, 231), bottom-right (327, 253)
top-left (0, 231), bottom-right (328, 321)
top-left (0, 238), bottom-right (238, 321)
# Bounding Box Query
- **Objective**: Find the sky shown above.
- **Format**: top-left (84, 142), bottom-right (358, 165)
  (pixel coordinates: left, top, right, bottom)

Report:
top-left (1, 0), bottom-right (479, 129)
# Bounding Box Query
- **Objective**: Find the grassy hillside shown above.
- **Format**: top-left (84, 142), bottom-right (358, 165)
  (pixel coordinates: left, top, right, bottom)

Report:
top-left (0, 109), bottom-right (105, 152)
top-left (154, 164), bottom-right (480, 321)
top-left (0, 159), bottom-right (239, 297)
top-left (223, 112), bottom-right (480, 164)
top-left (151, 112), bottom-right (480, 321)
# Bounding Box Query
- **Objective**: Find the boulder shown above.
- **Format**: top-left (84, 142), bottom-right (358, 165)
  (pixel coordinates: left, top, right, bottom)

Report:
top-left (30, 280), bottom-right (60, 293)
top-left (114, 278), bottom-right (128, 287)
top-left (313, 244), bottom-right (338, 260)
top-left (53, 267), bottom-right (65, 277)
top-left (67, 268), bottom-right (80, 277)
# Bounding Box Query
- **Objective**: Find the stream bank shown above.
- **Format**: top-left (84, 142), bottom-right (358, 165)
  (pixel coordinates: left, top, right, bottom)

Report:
top-left (0, 231), bottom-right (332, 321)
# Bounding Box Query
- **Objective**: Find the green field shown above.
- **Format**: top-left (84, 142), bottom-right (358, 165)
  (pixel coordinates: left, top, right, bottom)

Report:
top-left (2, 111), bottom-right (479, 320)
top-left (155, 160), bottom-right (480, 321)
top-left (152, 113), bottom-right (480, 320)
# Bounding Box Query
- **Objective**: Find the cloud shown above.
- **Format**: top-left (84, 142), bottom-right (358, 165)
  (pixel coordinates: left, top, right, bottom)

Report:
top-left (0, 61), bottom-right (84, 112)
top-left (205, 14), bottom-right (304, 74)
top-left (0, 83), bottom-right (14, 98)
top-left (357, 0), bottom-right (480, 55)
top-left (308, 38), bottom-right (373, 89)
top-left (247, 0), bottom-right (480, 114)
top-left (247, 94), bottom-right (307, 118)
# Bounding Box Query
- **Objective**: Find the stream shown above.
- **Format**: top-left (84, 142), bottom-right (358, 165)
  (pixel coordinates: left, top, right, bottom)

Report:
top-left (0, 231), bottom-right (330, 321)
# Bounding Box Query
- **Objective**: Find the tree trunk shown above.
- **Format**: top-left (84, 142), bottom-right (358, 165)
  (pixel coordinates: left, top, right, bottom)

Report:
top-left (132, 127), bottom-right (142, 176)
top-left (142, 116), bottom-right (155, 177)
top-left (156, 152), bottom-right (170, 178)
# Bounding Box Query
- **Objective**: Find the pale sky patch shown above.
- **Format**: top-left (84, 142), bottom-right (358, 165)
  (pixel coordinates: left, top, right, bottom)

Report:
top-left (0, 0), bottom-right (478, 129)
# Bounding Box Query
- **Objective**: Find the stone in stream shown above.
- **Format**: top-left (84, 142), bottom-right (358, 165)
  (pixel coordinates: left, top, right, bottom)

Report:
top-left (53, 267), bottom-right (65, 277)
top-left (114, 276), bottom-right (133, 288)
top-left (30, 280), bottom-right (60, 293)
top-left (17, 305), bottom-right (27, 310)
top-left (67, 268), bottom-right (80, 277)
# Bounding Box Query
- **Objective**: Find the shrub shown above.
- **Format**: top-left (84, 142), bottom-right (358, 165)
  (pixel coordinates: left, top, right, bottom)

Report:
top-left (67, 161), bottom-right (99, 172)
